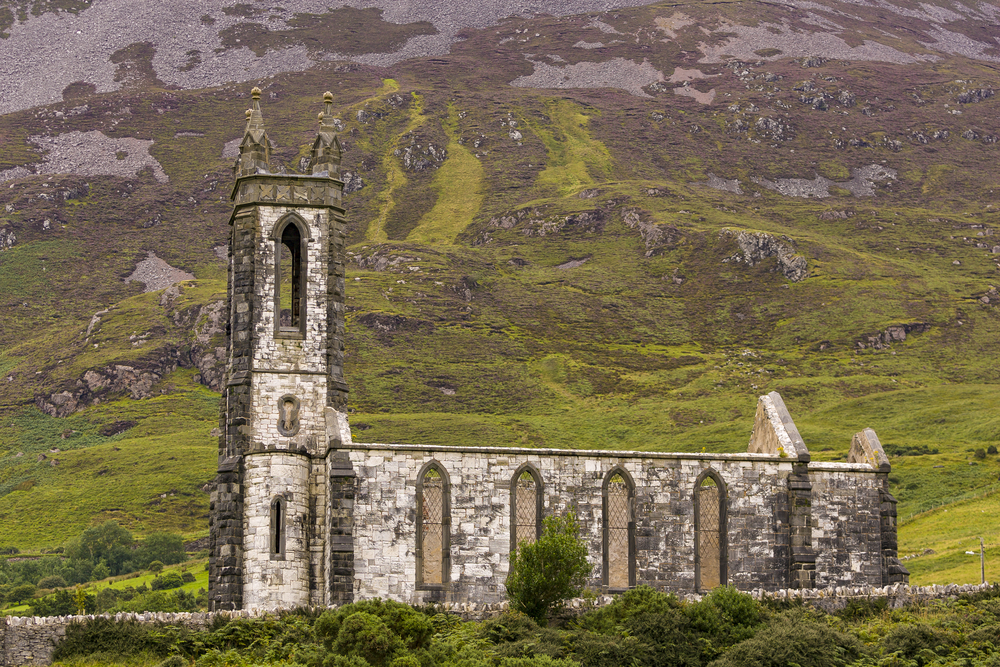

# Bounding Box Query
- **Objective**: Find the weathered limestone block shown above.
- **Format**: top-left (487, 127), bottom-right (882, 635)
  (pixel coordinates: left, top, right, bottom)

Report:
top-left (848, 427), bottom-right (890, 471)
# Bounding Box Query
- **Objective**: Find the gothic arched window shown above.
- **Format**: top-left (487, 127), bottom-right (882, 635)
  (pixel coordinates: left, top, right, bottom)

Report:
top-left (416, 462), bottom-right (450, 587)
top-left (510, 464), bottom-right (543, 550)
top-left (694, 470), bottom-right (728, 592)
top-left (603, 467), bottom-right (635, 590)
top-left (274, 215), bottom-right (307, 336)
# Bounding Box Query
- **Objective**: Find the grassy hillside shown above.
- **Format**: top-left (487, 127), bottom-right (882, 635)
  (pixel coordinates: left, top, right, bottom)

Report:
top-left (0, 0), bottom-right (997, 583)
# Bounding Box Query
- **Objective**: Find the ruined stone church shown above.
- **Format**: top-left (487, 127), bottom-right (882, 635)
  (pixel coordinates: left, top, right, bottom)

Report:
top-left (208, 90), bottom-right (908, 612)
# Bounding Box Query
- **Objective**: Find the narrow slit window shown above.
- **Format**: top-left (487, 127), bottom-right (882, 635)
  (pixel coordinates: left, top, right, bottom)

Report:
top-left (513, 470), bottom-right (537, 548)
top-left (276, 221), bottom-right (303, 331)
top-left (270, 497), bottom-right (286, 559)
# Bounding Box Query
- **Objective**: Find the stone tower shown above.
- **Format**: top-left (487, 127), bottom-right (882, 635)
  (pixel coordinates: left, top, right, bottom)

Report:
top-left (208, 88), bottom-right (353, 611)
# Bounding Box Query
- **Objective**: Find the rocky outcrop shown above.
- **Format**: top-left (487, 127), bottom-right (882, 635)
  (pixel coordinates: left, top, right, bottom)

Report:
top-left (34, 298), bottom-right (225, 418)
top-left (622, 207), bottom-right (679, 256)
top-left (855, 323), bottom-right (930, 350)
top-left (720, 229), bottom-right (809, 281)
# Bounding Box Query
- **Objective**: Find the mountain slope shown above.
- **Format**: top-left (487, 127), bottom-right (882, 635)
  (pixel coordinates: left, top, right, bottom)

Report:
top-left (0, 0), bottom-right (997, 581)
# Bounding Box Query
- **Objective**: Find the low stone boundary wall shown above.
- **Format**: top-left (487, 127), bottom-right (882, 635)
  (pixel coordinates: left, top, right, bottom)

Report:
top-left (2, 583), bottom-right (995, 666)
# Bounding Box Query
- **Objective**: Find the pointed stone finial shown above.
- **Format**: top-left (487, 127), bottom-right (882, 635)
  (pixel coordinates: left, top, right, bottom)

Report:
top-left (310, 91), bottom-right (342, 175)
top-left (245, 87), bottom-right (266, 133)
top-left (235, 87), bottom-right (271, 177)
top-left (319, 92), bottom-right (337, 130)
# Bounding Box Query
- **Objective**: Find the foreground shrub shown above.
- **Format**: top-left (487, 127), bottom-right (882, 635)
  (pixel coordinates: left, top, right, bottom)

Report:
top-left (505, 512), bottom-right (592, 624)
top-left (316, 599), bottom-right (434, 652)
top-left (480, 612), bottom-right (568, 661)
top-left (53, 618), bottom-right (172, 660)
top-left (333, 612), bottom-right (403, 667)
top-left (878, 623), bottom-right (954, 660)
top-left (708, 609), bottom-right (863, 667)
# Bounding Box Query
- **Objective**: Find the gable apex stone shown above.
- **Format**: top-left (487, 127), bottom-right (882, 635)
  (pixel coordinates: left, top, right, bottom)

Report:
top-left (747, 391), bottom-right (810, 462)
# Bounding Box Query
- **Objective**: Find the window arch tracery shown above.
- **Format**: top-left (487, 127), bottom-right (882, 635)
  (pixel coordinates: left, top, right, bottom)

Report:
top-left (694, 469), bottom-right (728, 591)
top-left (510, 464), bottom-right (543, 550)
top-left (416, 461), bottom-right (450, 587)
top-left (603, 466), bottom-right (635, 589)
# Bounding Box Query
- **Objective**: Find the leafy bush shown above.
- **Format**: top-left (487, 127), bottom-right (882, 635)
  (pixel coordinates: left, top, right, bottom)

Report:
top-left (837, 596), bottom-right (889, 621)
top-left (109, 589), bottom-right (197, 613)
top-left (30, 589), bottom-right (79, 616)
top-left (64, 521), bottom-right (134, 576)
top-left (182, 571), bottom-right (197, 583)
top-left (151, 571), bottom-right (185, 591)
top-left (974, 448), bottom-right (987, 460)
top-left (324, 656), bottom-right (373, 667)
top-left (316, 599), bottom-right (434, 652)
top-left (505, 512), bottom-right (593, 624)
top-left (149, 560), bottom-right (165, 574)
top-left (137, 532), bottom-right (187, 567)
top-left (480, 612), bottom-right (567, 661)
top-left (53, 617), bottom-right (173, 660)
top-left (8, 582), bottom-right (37, 604)
top-left (989, 445), bottom-right (998, 455)
top-left (92, 560), bottom-right (111, 580)
top-left (708, 610), bottom-right (863, 667)
top-left (36, 575), bottom-right (67, 590)
top-left (156, 657), bottom-right (187, 667)
top-left (499, 658), bottom-right (581, 667)
top-left (878, 623), bottom-right (953, 660)
top-left (388, 655), bottom-right (421, 667)
top-left (571, 632), bottom-right (651, 667)
top-left (196, 648), bottom-right (251, 667)
top-left (333, 612), bottom-right (403, 667)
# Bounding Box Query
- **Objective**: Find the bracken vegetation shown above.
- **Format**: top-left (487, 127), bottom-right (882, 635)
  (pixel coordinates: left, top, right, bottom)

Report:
top-left (45, 585), bottom-right (1000, 667)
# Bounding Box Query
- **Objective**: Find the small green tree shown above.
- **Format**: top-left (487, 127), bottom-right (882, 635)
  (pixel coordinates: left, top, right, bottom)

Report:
top-left (505, 512), bottom-right (592, 624)
top-left (148, 560), bottom-right (165, 574)
top-left (37, 575), bottom-right (68, 590)
top-left (9, 583), bottom-right (37, 605)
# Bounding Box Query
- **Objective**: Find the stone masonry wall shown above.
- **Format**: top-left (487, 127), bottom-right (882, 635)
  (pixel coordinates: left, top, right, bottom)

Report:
top-left (243, 452), bottom-right (313, 610)
top-left (252, 206), bottom-right (330, 374)
top-left (810, 463), bottom-right (886, 588)
top-left (345, 444), bottom-right (887, 605)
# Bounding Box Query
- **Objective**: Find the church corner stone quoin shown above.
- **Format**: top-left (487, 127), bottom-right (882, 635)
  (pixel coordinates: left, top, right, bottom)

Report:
top-left (207, 90), bottom-right (909, 612)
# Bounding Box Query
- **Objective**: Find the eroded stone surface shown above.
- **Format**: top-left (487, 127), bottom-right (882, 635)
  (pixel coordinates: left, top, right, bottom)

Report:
top-left (0, 131), bottom-right (168, 184)
top-left (511, 57), bottom-right (664, 97)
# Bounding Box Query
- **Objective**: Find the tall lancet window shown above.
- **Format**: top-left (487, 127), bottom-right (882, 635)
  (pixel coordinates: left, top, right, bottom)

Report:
top-left (511, 465), bottom-right (543, 549)
top-left (603, 468), bottom-right (635, 590)
top-left (275, 216), bottom-right (306, 335)
top-left (417, 462), bottom-right (450, 587)
top-left (695, 470), bottom-right (728, 592)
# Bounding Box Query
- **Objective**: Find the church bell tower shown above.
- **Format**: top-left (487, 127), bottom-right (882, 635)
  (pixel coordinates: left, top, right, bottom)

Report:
top-left (209, 88), bottom-right (353, 610)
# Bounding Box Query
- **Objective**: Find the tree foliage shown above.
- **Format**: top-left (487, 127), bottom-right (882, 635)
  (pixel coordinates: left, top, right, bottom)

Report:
top-left (64, 521), bottom-right (134, 576)
top-left (505, 512), bottom-right (592, 623)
